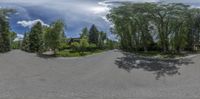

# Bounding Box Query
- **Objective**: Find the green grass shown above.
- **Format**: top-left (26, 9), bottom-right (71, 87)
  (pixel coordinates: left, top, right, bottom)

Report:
top-left (55, 49), bottom-right (106, 57)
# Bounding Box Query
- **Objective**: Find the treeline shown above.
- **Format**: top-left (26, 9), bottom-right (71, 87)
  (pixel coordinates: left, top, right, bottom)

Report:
top-left (21, 20), bottom-right (65, 54)
top-left (21, 21), bottom-right (116, 55)
top-left (0, 8), bottom-right (117, 55)
top-left (107, 3), bottom-right (200, 53)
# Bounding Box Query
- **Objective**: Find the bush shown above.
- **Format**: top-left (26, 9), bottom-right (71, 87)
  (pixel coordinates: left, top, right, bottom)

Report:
top-left (58, 42), bottom-right (68, 50)
top-left (71, 42), bottom-right (80, 51)
top-left (80, 37), bottom-right (89, 52)
top-left (56, 49), bottom-right (105, 57)
top-left (88, 43), bottom-right (97, 51)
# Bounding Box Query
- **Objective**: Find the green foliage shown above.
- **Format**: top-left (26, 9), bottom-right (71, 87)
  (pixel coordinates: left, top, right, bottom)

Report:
top-left (0, 9), bottom-right (13, 52)
top-left (71, 42), bottom-right (80, 51)
top-left (80, 37), bottom-right (89, 52)
top-left (89, 24), bottom-right (99, 44)
top-left (56, 49), bottom-right (105, 57)
top-left (98, 31), bottom-right (107, 49)
top-left (45, 20), bottom-right (64, 53)
top-left (58, 42), bottom-right (68, 51)
top-left (21, 33), bottom-right (30, 51)
top-left (0, 8), bottom-right (111, 56)
top-left (107, 3), bottom-right (200, 53)
top-left (80, 27), bottom-right (89, 39)
top-left (10, 32), bottom-right (17, 42)
top-left (20, 20), bottom-right (67, 54)
top-left (88, 43), bottom-right (97, 51)
top-left (88, 25), bottom-right (108, 49)
top-left (106, 39), bottom-right (118, 49)
top-left (12, 41), bottom-right (20, 49)
top-left (28, 22), bottom-right (43, 53)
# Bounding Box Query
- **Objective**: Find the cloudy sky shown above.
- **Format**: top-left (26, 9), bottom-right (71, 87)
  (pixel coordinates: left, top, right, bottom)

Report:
top-left (0, 0), bottom-right (200, 38)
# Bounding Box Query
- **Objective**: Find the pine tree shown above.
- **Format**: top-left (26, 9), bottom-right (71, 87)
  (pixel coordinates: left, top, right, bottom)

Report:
top-left (21, 32), bottom-right (30, 51)
top-left (80, 27), bottom-right (89, 39)
top-left (0, 13), bottom-right (11, 52)
top-left (89, 24), bottom-right (99, 45)
top-left (28, 22), bottom-right (43, 52)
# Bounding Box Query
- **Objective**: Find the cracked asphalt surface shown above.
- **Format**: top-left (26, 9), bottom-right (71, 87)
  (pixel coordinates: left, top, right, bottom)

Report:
top-left (0, 50), bottom-right (199, 99)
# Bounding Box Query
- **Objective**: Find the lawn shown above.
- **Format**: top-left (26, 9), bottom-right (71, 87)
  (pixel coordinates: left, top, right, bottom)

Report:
top-left (55, 49), bottom-right (106, 57)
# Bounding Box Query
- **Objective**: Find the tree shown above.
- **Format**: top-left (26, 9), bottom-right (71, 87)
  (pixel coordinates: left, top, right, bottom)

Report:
top-left (98, 31), bottom-right (107, 49)
top-left (10, 32), bottom-right (17, 42)
top-left (182, 8), bottom-right (200, 51)
top-left (45, 20), bottom-right (64, 54)
top-left (80, 27), bottom-right (89, 39)
top-left (107, 3), bottom-right (200, 53)
top-left (28, 22), bottom-right (43, 53)
top-left (0, 9), bottom-right (16, 52)
top-left (89, 24), bottom-right (99, 44)
top-left (12, 41), bottom-right (20, 49)
top-left (80, 37), bottom-right (89, 52)
top-left (71, 42), bottom-right (80, 51)
top-left (21, 32), bottom-right (30, 51)
top-left (168, 4), bottom-right (190, 52)
top-left (107, 3), bottom-right (154, 52)
top-left (0, 11), bottom-right (11, 52)
top-left (106, 39), bottom-right (118, 49)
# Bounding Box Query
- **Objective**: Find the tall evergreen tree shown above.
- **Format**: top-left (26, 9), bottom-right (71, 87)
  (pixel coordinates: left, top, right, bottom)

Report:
top-left (28, 22), bottom-right (43, 52)
top-left (21, 32), bottom-right (30, 51)
top-left (80, 27), bottom-right (89, 39)
top-left (10, 32), bottom-right (17, 42)
top-left (0, 12), bottom-right (11, 52)
top-left (89, 24), bottom-right (99, 45)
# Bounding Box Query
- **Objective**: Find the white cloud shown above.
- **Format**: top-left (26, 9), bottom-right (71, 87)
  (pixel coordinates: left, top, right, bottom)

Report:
top-left (17, 19), bottom-right (49, 28)
top-left (14, 33), bottom-right (24, 41)
top-left (90, 6), bottom-right (110, 14)
top-left (17, 33), bottom-right (24, 38)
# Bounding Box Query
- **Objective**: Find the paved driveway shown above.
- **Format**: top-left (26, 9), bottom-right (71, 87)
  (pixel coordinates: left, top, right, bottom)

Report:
top-left (0, 50), bottom-right (199, 99)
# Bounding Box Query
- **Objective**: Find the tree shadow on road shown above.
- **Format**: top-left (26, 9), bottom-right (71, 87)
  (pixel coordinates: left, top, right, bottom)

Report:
top-left (115, 52), bottom-right (194, 80)
top-left (37, 53), bottom-right (56, 59)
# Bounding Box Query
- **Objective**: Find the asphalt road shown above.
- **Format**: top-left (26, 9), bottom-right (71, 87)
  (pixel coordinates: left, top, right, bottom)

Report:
top-left (0, 50), bottom-right (199, 99)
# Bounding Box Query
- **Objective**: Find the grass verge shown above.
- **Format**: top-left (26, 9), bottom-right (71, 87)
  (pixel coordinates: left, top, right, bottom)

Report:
top-left (55, 49), bottom-right (106, 57)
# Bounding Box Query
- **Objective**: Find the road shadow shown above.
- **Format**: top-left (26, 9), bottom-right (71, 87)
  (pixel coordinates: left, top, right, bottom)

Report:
top-left (37, 53), bottom-right (56, 59)
top-left (115, 52), bottom-right (194, 80)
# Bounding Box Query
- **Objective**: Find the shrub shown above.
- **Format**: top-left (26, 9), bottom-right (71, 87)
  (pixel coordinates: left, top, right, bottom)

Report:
top-left (58, 42), bottom-right (68, 50)
top-left (88, 43), bottom-right (97, 51)
top-left (80, 37), bottom-right (89, 52)
top-left (71, 42), bottom-right (80, 51)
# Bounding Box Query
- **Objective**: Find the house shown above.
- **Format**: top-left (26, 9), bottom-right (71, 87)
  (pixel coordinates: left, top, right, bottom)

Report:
top-left (67, 38), bottom-right (81, 44)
